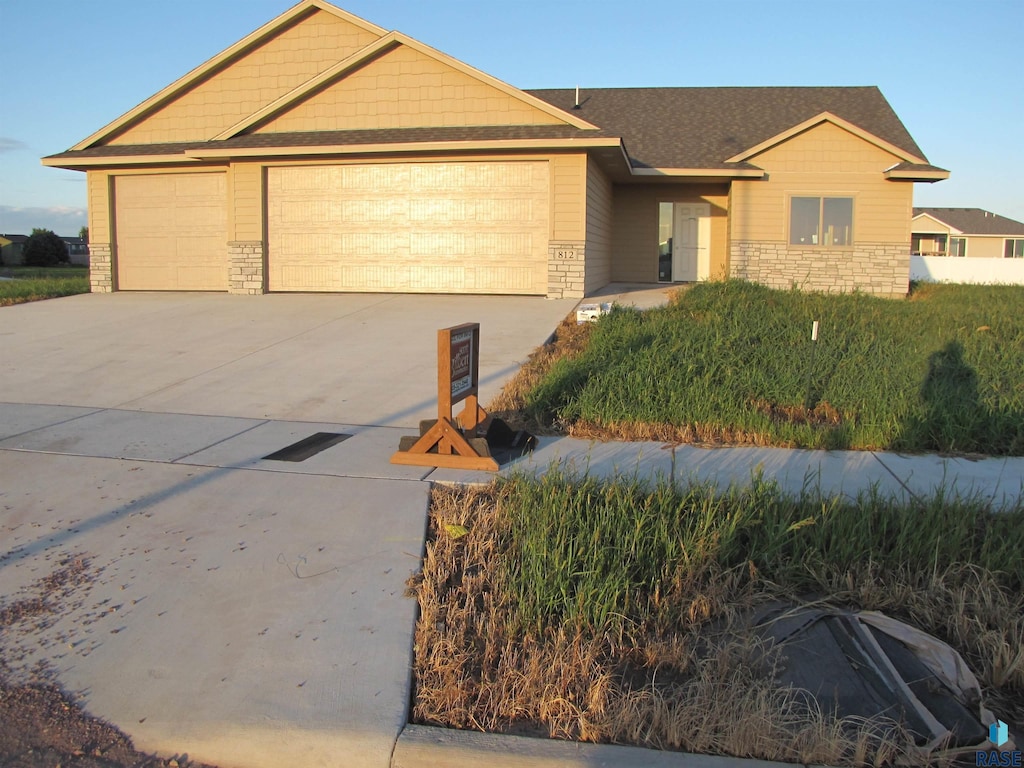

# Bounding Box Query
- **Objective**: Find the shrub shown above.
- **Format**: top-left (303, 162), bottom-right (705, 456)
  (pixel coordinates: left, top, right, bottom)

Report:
top-left (22, 229), bottom-right (70, 267)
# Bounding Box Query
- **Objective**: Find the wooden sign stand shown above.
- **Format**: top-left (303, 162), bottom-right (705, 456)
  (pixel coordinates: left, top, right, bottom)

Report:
top-left (390, 323), bottom-right (499, 471)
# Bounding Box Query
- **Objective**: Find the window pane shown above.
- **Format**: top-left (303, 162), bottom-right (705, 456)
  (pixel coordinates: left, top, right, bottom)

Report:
top-left (950, 237), bottom-right (967, 257)
top-left (1007, 239), bottom-right (1024, 259)
top-left (822, 197), bottom-right (853, 246)
top-left (790, 197), bottom-right (820, 245)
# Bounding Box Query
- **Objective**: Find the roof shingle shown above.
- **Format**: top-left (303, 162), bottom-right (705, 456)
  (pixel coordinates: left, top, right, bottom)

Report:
top-left (45, 86), bottom-right (933, 173)
top-left (527, 86), bottom-right (927, 169)
top-left (913, 208), bottom-right (1024, 236)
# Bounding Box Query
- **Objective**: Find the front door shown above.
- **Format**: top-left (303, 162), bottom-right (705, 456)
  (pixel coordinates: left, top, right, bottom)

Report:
top-left (672, 203), bottom-right (710, 282)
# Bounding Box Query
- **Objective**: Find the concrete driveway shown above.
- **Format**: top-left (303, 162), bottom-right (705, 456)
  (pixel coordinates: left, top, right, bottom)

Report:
top-left (0, 291), bottom-right (576, 768)
top-left (1, 291), bottom-right (575, 426)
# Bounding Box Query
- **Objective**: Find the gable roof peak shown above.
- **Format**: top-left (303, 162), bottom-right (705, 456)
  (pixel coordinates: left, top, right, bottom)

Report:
top-left (70, 0), bottom-right (387, 151)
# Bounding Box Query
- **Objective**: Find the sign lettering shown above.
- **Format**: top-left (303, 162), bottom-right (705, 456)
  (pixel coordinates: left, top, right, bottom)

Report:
top-left (449, 328), bottom-right (475, 399)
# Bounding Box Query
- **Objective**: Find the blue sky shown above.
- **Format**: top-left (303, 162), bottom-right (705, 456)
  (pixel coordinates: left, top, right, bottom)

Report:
top-left (1, 0), bottom-right (1021, 235)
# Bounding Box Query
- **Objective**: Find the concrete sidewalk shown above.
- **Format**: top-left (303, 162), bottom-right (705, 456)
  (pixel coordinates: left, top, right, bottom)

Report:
top-left (0, 403), bottom-right (437, 768)
top-left (432, 435), bottom-right (1024, 509)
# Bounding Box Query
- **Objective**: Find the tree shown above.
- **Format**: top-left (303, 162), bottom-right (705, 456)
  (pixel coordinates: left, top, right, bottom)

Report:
top-left (79, 226), bottom-right (89, 243)
top-left (23, 228), bottom-right (70, 267)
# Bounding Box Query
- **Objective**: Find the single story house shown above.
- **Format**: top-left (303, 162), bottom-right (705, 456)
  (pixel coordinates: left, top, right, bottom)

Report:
top-left (43, 0), bottom-right (947, 298)
top-left (911, 208), bottom-right (1024, 259)
top-left (0, 234), bottom-right (27, 265)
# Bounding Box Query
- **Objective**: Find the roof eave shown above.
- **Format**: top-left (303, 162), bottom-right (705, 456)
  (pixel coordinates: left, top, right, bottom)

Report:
top-left (41, 154), bottom-right (206, 170)
top-left (885, 169), bottom-right (950, 182)
top-left (185, 136), bottom-right (624, 159)
top-left (630, 167), bottom-right (766, 179)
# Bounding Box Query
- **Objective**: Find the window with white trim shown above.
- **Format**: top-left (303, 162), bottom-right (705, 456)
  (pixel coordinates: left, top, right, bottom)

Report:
top-left (1005, 239), bottom-right (1024, 259)
top-left (790, 196), bottom-right (853, 247)
top-left (949, 237), bottom-right (967, 257)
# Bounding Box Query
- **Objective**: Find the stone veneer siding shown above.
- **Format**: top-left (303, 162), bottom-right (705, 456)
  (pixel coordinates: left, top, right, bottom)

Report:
top-left (548, 241), bottom-right (586, 299)
top-left (730, 241), bottom-right (910, 296)
top-left (88, 243), bottom-right (113, 293)
top-left (228, 241), bottom-right (266, 295)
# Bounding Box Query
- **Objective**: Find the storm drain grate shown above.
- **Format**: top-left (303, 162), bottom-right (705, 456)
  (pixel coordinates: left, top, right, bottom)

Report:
top-left (262, 432), bottom-right (352, 462)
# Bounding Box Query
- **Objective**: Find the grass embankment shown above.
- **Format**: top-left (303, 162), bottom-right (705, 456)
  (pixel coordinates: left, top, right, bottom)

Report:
top-left (412, 477), bottom-right (1024, 765)
top-left (0, 266), bottom-right (89, 306)
top-left (520, 281), bottom-right (1024, 454)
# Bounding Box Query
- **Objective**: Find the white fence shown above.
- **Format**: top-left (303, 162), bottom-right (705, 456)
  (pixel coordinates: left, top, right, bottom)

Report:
top-left (910, 255), bottom-right (1024, 285)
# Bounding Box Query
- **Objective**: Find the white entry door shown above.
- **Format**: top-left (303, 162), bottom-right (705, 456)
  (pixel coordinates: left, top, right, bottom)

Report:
top-left (672, 203), bottom-right (711, 282)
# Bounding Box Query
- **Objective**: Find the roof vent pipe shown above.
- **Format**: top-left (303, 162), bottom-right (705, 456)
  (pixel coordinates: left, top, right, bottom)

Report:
top-left (574, 85), bottom-right (581, 109)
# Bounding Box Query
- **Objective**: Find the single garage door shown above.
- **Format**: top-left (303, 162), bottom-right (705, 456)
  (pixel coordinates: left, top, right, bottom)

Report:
top-left (115, 173), bottom-right (227, 291)
top-left (267, 161), bottom-right (549, 294)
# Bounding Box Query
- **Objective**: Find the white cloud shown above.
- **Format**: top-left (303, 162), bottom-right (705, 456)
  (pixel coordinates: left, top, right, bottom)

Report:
top-left (0, 205), bottom-right (87, 237)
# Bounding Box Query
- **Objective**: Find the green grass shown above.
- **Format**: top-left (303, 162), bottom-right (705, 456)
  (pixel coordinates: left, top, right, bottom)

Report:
top-left (500, 473), bottom-right (1024, 634)
top-left (415, 477), bottom-right (1024, 756)
top-left (526, 280), bottom-right (1024, 454)
top-left (0, 266), bottom-right (89, 305)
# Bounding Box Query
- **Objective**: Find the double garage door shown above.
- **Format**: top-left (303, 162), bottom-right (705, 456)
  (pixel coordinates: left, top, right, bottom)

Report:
top-left (114, 161), bottom-right (550, 295)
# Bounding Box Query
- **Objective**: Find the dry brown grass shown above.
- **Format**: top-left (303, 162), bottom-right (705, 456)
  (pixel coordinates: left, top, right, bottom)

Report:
top-left (408, 484), bottom-right (964, 765)
top-left (566, 418), bottom-right (781, 447)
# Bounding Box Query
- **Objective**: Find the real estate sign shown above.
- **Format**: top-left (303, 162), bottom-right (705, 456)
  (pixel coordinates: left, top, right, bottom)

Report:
top-left (438, 323), bottom-right (480, 411)
top-left (449, 327), bottom-right (475, 400)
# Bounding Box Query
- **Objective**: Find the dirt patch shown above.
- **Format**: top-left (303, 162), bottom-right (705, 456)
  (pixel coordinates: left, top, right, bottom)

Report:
top-left (0, 674), bottom-right (216, 768)
top-left (0, 556), bottom-right (218, 768)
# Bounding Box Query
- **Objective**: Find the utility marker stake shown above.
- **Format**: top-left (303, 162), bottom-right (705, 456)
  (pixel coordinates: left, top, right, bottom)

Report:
top-left (805, 320), bottom-right (819, 410)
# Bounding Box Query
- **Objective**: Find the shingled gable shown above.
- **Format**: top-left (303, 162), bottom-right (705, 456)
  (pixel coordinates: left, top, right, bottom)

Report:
top-left (43, 0), bottom-right (945, 299)
top-left (70, 0), bottom-right (387, 151)
top-left (913, 208), bottom-right (1024, 237)
top-left (56, 0), bottom-right (592, 162)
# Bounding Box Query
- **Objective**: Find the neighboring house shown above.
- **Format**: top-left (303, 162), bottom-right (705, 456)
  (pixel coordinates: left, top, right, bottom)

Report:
top-left (911, 208), bottom-right (1024, 259)
top-left (42, 0), bottom-right (947, 298)
top-left (0, 234), bottom-right (27, 265)
top-left (61, 236), bottom-right (90, 265)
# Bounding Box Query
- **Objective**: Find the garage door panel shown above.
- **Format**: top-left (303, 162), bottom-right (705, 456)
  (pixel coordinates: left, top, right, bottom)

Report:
top-left (115, 173), bottom-right (227, 291)
top-left (267, 161), bottom-right (549, 295)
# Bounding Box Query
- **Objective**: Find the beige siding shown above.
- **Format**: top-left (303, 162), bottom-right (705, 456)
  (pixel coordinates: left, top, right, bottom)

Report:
top-left (584, 157), bottom-right (613, 293)
top-left (228, 163), bottom-right (264, 242)
top-left (109, 10), bottom-right (382, 145)
top-left (910, 215), bottom-right (951, 234)
top-left (87, 171), bottom-right (112, 244)
top-left (611, 184), bottom-right (729, 282)
top-left (258, 44), bottom-right (563, 133)
top-left (966, 236), bottom-right (1006, 259)
top-left (266, 160), bottom-right (549, 294)
top-left (114, 172), bottom-right (228, 291)
top-left (551, 154), bottom-right (586, 241)
top-left (731, 122), bottom-right (910, 244)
